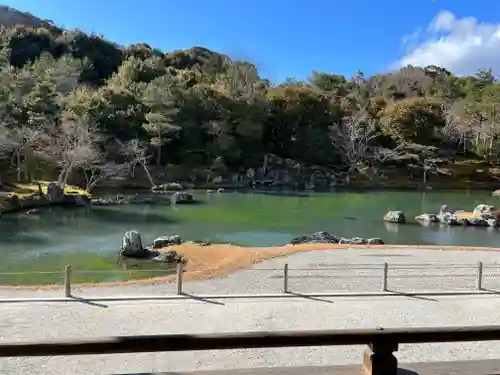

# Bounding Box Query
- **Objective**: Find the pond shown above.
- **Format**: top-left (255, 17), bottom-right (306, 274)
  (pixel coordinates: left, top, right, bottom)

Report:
top-left (0, 189), bottom-right (499, 285)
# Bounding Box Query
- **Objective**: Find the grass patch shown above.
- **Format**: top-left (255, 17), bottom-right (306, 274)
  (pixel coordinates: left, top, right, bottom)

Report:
top-left (7, 181), bottom-right (91, 198)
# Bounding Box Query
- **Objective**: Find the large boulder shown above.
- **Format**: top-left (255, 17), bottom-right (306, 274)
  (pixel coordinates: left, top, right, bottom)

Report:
top-left (383, 211), bottom-right (405, 224)
top-left (120, 230), bottom-right (147, 257)
top-left (290, 231), bottom-right (339, 245)
top-left (45, 182), bottom-right (64, 203)
top-left (170, 191), bottom-right (194, 204)
top-left (493, 189), bottom-right (500, 197)
top-left (473, 204), bottom-right (495, 217)
top-left (153, 235), bottom-right (184, 249)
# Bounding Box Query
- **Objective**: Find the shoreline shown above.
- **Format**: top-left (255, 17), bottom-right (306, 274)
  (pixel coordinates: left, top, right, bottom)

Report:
top-left (3, 242), bottom-right (500, 290)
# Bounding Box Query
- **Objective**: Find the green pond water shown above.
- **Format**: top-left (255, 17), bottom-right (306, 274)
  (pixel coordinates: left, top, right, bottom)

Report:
top-left (1, 189), bottom-right (500, 285)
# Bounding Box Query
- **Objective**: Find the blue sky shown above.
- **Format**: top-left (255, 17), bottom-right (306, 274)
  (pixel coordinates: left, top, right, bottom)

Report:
top-left (3, 0), bottom-right (500, 81)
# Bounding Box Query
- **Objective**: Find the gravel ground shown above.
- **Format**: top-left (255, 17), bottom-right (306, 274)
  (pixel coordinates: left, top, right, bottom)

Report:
top-left (2, 295), bottom-right (500, 374)
top-left (2, 247), bottom-right (500, 299)
top-left (2, 247), bottom-right (500, 374)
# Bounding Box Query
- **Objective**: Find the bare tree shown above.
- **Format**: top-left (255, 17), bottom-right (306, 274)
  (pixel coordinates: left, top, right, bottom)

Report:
top-left (84, 159), bottom-right (129, 193)
top-left (121, 139), bottom-right (155, 187)
top-left (369, 145), bottom-right (405, 180)
top-left (330, 113), bottom-right (378, 182)
top-left (41, 111), bottom-right (101, 189)
top-left (0, 125), bottom-right (41, 181)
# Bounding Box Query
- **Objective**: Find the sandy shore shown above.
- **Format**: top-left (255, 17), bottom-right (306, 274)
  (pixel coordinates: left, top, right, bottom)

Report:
top-left (4, 242), bottom-right (500, 290)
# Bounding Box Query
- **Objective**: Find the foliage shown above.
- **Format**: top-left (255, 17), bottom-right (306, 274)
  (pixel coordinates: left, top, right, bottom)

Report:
top-left (0, 21), bottom-right (499, 188)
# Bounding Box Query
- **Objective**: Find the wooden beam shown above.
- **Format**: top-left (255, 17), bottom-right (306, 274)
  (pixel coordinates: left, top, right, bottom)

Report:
top-left (3, 325), bottom-right (500, 357)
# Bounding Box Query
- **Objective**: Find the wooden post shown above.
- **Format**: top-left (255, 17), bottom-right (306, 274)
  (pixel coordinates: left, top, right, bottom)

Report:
top-left (64, 265), bottom-right (72, 297)
top-left (176, 262), bottom-right (183, 295)
top-left (477, 261), bottom-right (483, 290)
top-left (283, 263), bottom-right (289, 293)
top-left (382, 262), bottom-right (388, 292)
top-left (363, 341), bottom-right (398, 375)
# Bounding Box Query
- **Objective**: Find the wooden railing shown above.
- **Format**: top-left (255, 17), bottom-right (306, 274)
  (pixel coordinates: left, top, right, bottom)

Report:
top-left (3, 325), bottom-right (500, 375)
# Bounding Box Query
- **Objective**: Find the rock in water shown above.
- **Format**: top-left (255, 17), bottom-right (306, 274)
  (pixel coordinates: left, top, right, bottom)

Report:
top-left (153, 235), bottom-right (184, 249)
top-left (121, 230), bottom-right (147, 257)
top-left (487, 218), bottom-right (499, 227)
top-left (468, 218), bottom-right (489, 227)
top-left (170, 191), bottom-right (194, 204)
top-left (415, 213), bottom-right (439, 223)
top-left (439, 212), bottom-right (460, 226)
top-left (493, 189), bottom-right (500, 197)
top-left (367, 238), bottom-right (384, 244)
top-left (439, 205), bottom-right (454, 216)
top-left (290, 231), bottom-right (339, 245)
top-left (383, 211), bottom-right (406, 224)
top-left (46, 182), bottom-right (64, 203)
top-left (473, 204), bottom-right (495, 217)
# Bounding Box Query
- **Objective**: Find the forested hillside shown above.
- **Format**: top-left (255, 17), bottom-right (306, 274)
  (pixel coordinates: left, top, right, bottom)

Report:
top-left (0, 19), bottom-right (499, 189)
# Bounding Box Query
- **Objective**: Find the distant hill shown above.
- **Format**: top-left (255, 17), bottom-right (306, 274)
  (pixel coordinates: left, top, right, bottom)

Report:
top-left (0, 5), bottom-right (45, 28)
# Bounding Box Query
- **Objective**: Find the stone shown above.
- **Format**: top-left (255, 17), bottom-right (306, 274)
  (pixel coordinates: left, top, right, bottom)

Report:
top-left (367, 238), bottom-right (384, 245)
top-left (120, 230), bottom-right (147, 257)
top-left (457, 218), bottom-right (469, 226)
top-left (439, 213), bottom-right (460, 226)
top-left (170, 191), bottom-right (194, 204)
top-left (383, 211), bottom-right (405, 224)
top-left (152, 250), bottom-right (183, 263)
top-left (468, 218), bottom-right (489, 227)
top-left (415, 213), bottom-right (439, 223)
top-left (438, 205), bottom-right (454, 216)
top-left (153, 235), bottom-right (184, 249)
top-left (493, 189), bottom-right (500, 197)
top-left (473, 204), bottom-right (495, 217)
top-left (45, 182), bottom-right (64, 203)
top-left (337, 237), bottom-right (369, 245)
top-left (351, 237), bottom-right (367, 244)
top-left (290, 231), bottom-right (339, 245)
top-left (487, 218), bottom-right (499, 227)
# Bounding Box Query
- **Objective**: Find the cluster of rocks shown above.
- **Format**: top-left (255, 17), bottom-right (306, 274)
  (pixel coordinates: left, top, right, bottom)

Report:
top-left (91, 193), bottom-right (153, 206)
top-left (91, 191), bottom-right (195, 206)
top-left (290, 231), bottom-right (384, 245)
top-left (384, 204), bottom-right (500, 228)
top-left (152, 182), bottom-right (185, 191)
top-left (120, 230), bottom-right (184, 263)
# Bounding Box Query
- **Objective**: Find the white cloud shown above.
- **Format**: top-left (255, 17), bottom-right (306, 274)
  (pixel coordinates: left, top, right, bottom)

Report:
top-left (396, 11), bottom-right (500, 76)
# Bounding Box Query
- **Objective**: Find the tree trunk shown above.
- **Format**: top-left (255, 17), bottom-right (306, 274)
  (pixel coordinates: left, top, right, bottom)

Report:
top-left (262, 154), bottom-right (269, 175)
top-left (140, 162), bottom-right (155, 187)
top-left (16, 151), bottom-right (21, 181)
top-left (156, 133), bottom-right (162, 166)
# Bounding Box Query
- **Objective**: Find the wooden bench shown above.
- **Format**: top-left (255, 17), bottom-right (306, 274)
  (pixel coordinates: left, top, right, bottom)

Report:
top-left (3, 326), bottom-right (500, 375)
